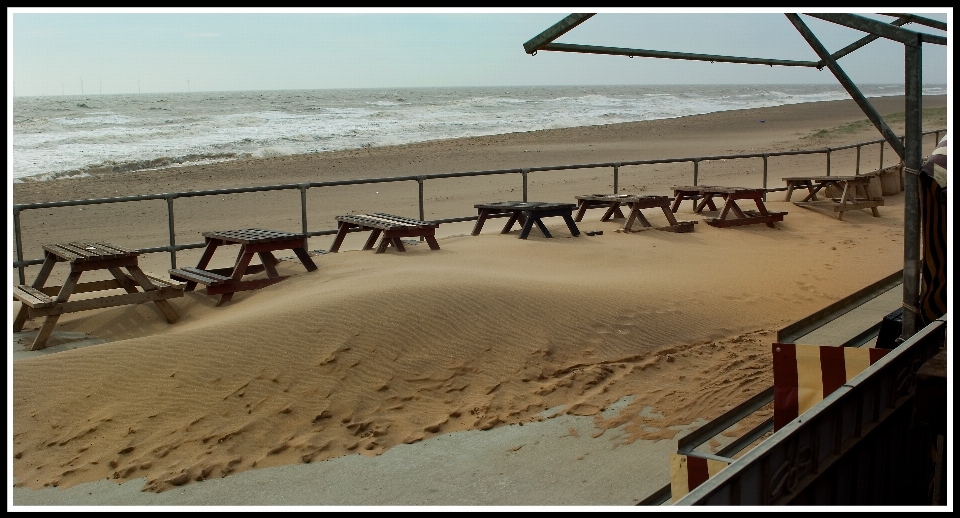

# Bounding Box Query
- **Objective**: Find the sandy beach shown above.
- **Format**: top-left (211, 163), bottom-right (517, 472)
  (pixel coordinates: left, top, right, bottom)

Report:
top-left (10, 95), bottom-right (947, 507)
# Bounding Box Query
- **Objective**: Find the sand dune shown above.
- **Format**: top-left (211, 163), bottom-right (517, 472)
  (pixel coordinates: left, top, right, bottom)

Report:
top-left (11, 96), bottom-right (943, 496)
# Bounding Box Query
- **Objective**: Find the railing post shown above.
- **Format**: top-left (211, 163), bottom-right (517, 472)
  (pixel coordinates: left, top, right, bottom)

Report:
top-left (855, 145), bottom-right (861, 176)
top-left (692, 160), bottom-right (700, 211)
top-left (418, 176), bottom-right (426, 241)
top-left (522, 168), bottom-right (529, 202)
top-left (299, 184), bottom-right (309, 236)
top-left (826, 148), bottom-right (832, 176)
top-left (613, 163), bottom-right (620, 194)
top-left (166, 194), bottom-right (177, 270)
top-left (762, 154), bottom-right (769, 202)
top-left (14, 206), bottom-right (25, 284)
top-left (880, 140), bottom-right (885, 169)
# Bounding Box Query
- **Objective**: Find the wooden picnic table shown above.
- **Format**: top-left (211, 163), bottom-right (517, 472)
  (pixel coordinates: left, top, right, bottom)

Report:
top-left (573, 193), bottom-right (632, 222)
top-left (672, 186), bottom-right (787, 229)
top-left (670, 185), bottom-right (727, 213)
top-left (621, 195), bottom-right (696, 233)
top-left (328, 213), bottom-right (441, 254)
top-left (472, 201), bottom-right (581, 239)
top-left (13, 242), bottom-right (183, 350)
top-left (782, 175), bottom-right (882, 221)
top-left (575, 193), bottom-right (694, 232)
top-left (169, 229), bottom-right (317, 307)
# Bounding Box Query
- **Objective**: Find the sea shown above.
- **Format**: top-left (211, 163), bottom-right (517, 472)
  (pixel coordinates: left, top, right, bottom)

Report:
top-left (11, 83), bottom-right (947, 183)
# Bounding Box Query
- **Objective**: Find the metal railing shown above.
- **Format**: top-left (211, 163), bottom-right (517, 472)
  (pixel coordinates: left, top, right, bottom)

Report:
top-left (12, 129), bottom-right (945, 284)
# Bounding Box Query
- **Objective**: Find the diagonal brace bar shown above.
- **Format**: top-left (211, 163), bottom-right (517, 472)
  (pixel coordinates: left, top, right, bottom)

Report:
top-left (818, 16), bottom-right (911, 67)
top-left (523, 13), bottom-right (595, 54)
top-left (786, 14), bottom-right (905, 159)
top-left (808, 13), bottom-right (946, 46)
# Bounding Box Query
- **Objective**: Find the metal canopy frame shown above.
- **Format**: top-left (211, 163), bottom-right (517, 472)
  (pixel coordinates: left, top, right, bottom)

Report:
top-left (523, 12), bottom-right (947, 339)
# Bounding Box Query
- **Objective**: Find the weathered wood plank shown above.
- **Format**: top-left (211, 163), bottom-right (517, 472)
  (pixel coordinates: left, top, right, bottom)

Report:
top-left (23, 286), bottom-right (185, 317)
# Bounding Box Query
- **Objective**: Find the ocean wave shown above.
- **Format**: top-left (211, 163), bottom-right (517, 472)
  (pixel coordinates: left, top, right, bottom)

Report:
top-left (12, 84), bottom-right (947, 182)
top-left (12, 153), bottom-right (238, 183)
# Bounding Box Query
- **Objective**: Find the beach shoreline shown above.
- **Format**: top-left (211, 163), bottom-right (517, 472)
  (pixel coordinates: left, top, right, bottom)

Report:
top-left (9, 95), bottom-right (946, 506)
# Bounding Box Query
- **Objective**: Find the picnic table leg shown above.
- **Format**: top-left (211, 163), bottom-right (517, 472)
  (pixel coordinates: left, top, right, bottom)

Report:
top-left (600, 202), bottom-right (623, 221)
top-left (837, 181), bottom-right (852, 221)
top-left (574, 201), bottom-right (589, 222)
top-left (108, 267), bottom-right (140, 293)
top-left (561, 214), bottom-right (580, 236)
top-left (258, 252), bottom-right (280, 277)
top-left (670, 194), bottom-right (685, 213)
top-left (752, 198), bottom-right (777, 228)
top-left (362, 229), bottom-right (383, 250)
top-left (424, 234), bottom-right (441, 250)
top-left (125, 265), bottom-right (181, 323)
top-left (623, 204), bottom-right (640, 232)
top-left (660, 206), bottom-right (680, 226)
top-left (328, 222), bottom-right (353, 253)
top-left (518, 212), bottom-right (547, 239)
top-left (217, 251), bottom-right (255, 307)
top-left (501, 212), bottom-right (521, 234)
top-left (801, 182), bottom-right (823, 202)
top-left (292, 247), bottom-right (319, 271)
top-left (785, 182), bottom-right (796, 202)
top-left (727, 198), bottom-right (748, 219)
top-left (696, 194), bottom-right (718, 213)
top-left (29, 270), bottom-right (82, 351)
top-left (718, 198), bottom-right (736, 221)
top-left (472, 209), bottom-right (491, 235)
top-left (14, 253), bottom-right (58, 332)
top-left (196, 240), bottom-right (220, 270)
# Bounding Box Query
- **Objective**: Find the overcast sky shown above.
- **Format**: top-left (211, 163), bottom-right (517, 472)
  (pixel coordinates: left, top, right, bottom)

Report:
top-left (7, 8), bottom-right (951, 97)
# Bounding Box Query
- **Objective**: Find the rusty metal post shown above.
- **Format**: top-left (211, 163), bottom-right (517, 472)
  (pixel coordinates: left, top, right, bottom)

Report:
top-left (762, 155), bottom-right (769, 201)
top-left (14, 206), bottom-right (25, 284)
top-left (855, 145), bottom-right (861, 175)
top-left (522, 168), bottom-right (529, 202)
top-left (692, 159), bottom-right (700, 210)
top-left (166, 194), bottom-right (177, 269)
top-left (826, 149), bottom-right (832, 176)
top-left (900, 36), bottom-right (923, 339)
top-left (299, 184), bottom-right (309, 236)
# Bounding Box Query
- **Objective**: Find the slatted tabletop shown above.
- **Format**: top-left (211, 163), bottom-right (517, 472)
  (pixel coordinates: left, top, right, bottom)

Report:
top-left (42, 242), bottom-right (138, 262)
top-left (335, 213), bottom-right (440, 230)
top-left (329, 213), bottom-right (441, 253)
top-left (201, 228), bottom-right (307, 244)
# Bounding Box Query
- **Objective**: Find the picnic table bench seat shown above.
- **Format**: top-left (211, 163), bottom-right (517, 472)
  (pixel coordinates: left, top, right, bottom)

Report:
top-left (329, 213), bottom-right (441, 253)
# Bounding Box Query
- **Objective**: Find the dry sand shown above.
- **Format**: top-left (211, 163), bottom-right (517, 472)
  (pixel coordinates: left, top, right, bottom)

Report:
top-left (9, 95), bottom-right (947, 507)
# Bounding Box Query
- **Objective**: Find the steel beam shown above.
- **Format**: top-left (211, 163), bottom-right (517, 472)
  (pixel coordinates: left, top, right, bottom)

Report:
top-left (818, 16), bottom-right (910, 66)
top-left (537, 42), bottom-right (819, 67)
top-left (901, 36), bottom-right (923, 339)
top-left (522, 13), bottom-right (594, 54)
top-left (878, 13), bottom-right (947, 31)
top-left (786, 14), bottom-right (906, 159)
top-left (808, 13), bottom-right (946, 46)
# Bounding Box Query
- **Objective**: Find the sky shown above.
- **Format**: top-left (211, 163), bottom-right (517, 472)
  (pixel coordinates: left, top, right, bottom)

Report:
top-left (6, 8), bottom-right (952, 97)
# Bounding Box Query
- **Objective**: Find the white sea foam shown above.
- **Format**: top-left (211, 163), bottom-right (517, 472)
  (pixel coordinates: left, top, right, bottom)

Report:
top-left (11, 84), bottom-right (946, 182)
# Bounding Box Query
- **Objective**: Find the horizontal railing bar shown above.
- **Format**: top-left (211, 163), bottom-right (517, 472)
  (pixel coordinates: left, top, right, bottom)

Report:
top-left (14, 130), bottom-right (943, 212)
